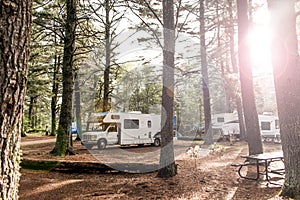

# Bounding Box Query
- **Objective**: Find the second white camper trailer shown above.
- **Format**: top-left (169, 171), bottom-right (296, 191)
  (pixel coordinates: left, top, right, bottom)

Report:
top-left (212, 112), bottom-right (280, 142)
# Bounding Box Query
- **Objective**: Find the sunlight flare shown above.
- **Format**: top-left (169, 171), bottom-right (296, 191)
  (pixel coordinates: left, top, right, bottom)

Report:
top-left (248, 4), bottom-right (273, 74)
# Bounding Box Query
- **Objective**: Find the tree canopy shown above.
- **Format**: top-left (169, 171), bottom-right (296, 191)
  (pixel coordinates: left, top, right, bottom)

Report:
top-left (3, 0), bottom-right (300, 199)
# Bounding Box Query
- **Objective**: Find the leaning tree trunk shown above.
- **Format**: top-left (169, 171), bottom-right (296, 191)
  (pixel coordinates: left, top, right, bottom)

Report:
top-left (157, 0), bottom-right (177, 178)
top-left (268, 0), bottom-right (300, 198)
top-left (52, 0), bottom-right (77, 156)
top-left (0, 1), bottom-right (32, 199)
top-left (237, 0), bottom-right (263, 155)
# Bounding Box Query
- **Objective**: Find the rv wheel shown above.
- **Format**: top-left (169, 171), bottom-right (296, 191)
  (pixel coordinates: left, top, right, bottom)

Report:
top-left (154, 138), bottom-right (160, 147)
top-left (97, 139), bottom-right (107, 149)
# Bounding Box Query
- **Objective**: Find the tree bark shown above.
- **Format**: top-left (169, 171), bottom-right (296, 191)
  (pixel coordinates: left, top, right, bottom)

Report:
top-left (28, 96), bottom-right (36, 129)
top-left (74, 72), bottom-right (82, 140)
top-left (51, 54), bottom-right (60, 136)
top-left (228, 0), bottom-right (246, 140)
top-left (199, 0), bottom-right (213, 146)
top-left (53, 0), bottom-right (77, 156)
top-left (0, 0), bottom-right (32, 199)
top-left (267, 0), bottom-right (300, 198)
top-left (157, 0), bottom-right (177, 178)
top-left (103, 0), bottom-right (111, 112)
top-left (237, 0), bottom-right (263, 155)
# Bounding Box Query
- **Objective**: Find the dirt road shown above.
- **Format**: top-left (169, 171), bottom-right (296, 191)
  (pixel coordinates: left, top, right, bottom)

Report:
top-left (19, 137), bottom-right (287, 200)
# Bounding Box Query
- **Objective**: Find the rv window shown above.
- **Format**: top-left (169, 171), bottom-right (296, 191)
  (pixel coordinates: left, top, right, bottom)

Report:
top-left (124, 119), bottom-right (139, 129)
top-left (261, 121), bottom-right (271, 130)
top-left (108, 126), bottom-right (117, 132)
top-left (217, 117), bottom-right (225, 123)
top-left (111, 115), bottom-right (120, 119)
top-left (148, 120), bottom-right (152, 128)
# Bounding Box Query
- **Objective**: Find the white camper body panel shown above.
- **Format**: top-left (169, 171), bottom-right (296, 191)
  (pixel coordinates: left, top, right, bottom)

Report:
top-left (82, 112), bottom-right (161, 149)
top-left (212, 113), bottom-right (239, 129)
top-left (103, 112), bottom-right (161, 145)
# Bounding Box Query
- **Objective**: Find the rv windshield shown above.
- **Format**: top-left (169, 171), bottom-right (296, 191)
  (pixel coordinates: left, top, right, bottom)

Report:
top-left (87, 123), bottom-right (112, 132)
top-left (87, 123), bottom-right (104, 131)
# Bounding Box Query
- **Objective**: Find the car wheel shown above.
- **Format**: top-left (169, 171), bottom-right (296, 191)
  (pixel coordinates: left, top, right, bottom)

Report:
top-left (154, 138), bottom-right (160, 147)
top-left (97, 139), bottom-right (107, 149)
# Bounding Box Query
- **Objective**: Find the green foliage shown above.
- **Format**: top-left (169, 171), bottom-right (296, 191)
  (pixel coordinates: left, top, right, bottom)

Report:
top-left (209, 143), bottom-right (225, 154)
top-left (129, 83), bottom-right (162, 113)
top-left (26, 0), bottom-right (95, 133)
top-left (25, 130), bottom-right (46, 136)
top-left (25, 0), bottom-right (279, 154)
top-left (24, 0), bottom-right (66, 133)
top-left (112, 63), bottom-right (162, 113)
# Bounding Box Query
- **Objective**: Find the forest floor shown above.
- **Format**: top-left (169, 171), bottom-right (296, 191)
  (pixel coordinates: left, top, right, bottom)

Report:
top-left (19, 135), bottom-right (289, 200)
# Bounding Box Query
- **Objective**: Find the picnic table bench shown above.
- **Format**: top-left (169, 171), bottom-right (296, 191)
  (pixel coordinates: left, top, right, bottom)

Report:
top-left (232, 151), bottom-right (285, 185)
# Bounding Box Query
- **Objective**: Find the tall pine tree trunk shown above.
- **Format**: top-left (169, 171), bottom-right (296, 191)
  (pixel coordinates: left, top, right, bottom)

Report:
top-left (53, 0), bottom-right (77, 156)
top-left (28, 96), bottom-right (36, 129)
top-left (157, 0), bottom-right (177, 178)
top-left (74, 72), bottom-right (82, 140)
top-left (268, 0), bottom-right (300, 198)
top-left (237, 0), bottom-right (263, 155)
top-left (199, 0), bottom-right (213, 146)
top-left (228, 0), bottom-right (246, 140)
top-left (51, 54), bottom-right (60, 136)
top-left (0, 0), bottom-right (32, 199)
top-left (103, 0), bottom-right (111, 112)
top-left (50, 30), bottom-right (61, 137)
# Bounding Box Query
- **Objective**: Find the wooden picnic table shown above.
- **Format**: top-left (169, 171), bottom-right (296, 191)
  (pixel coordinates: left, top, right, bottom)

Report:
top-left (233, 151), bottom-right (285, 185)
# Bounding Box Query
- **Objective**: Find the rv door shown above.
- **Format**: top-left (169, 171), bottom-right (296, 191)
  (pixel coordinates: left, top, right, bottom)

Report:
top-left (106, 124), bottom-right (118, 145)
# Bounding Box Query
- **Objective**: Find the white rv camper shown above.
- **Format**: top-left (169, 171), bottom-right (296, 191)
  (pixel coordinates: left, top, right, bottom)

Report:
top-left (258, 114), bottom-right (280, 141)
top-left (82, 112), bottom-right (161, 149)
top-left (211, 112), bottom-right (239, 129)
top-left (212, 112), bottom-right (280, 142)
top-left (212, 113), bottom-right (240, 139)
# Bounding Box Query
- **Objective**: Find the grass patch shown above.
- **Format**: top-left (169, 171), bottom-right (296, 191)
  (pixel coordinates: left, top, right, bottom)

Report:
top-left (21, 159), bottom-right (59, 171)
top-left (25, 130), bottom-right (46, 137)
top-left (192, 140), bottom-right (204, 145)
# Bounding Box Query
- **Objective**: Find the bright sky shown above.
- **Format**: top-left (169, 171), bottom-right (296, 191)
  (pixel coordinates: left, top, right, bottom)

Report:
top-left (115, 0), bottom-right (273, 76)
